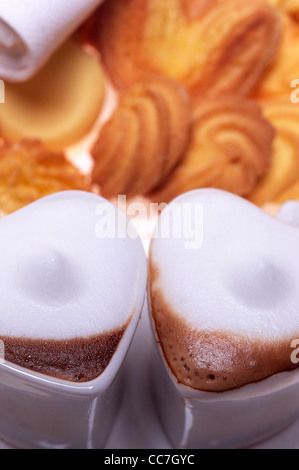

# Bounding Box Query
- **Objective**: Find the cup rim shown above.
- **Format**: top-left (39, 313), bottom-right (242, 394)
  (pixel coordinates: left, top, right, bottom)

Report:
top-left (0, 292), bottom-right (147, 398)
top-left (147, 295), bottom-right (299, 402)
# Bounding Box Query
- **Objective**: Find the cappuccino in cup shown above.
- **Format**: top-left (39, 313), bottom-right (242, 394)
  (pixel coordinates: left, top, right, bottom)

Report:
top-left (149, 189), bottom-right (299, 448)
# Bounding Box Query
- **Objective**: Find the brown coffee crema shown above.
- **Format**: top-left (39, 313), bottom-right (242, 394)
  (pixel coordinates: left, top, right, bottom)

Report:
top-left (149, 263), bottom-right (299, 393)
top-left (0, 324), bottom-right (128, 383)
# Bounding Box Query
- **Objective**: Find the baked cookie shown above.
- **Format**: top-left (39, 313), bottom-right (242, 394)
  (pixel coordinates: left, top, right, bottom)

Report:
top-left (151, 96), bottom-right (275, 203)
top-left (0, 140), bottom-right (90, 214)
top-left (91, 76), bottom-right (191, 198)
top-left (249, 100), bottom-right (299, 205)
top-left (97, 0), bottom-right (281, 96)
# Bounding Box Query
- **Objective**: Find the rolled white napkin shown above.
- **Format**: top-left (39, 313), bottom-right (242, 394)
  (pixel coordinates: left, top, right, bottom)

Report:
top-left (0, 0), bottom-right (105, 82)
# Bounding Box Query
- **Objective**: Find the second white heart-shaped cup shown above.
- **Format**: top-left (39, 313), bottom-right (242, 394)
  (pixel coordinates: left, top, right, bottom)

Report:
top-left (0, 190), bottom-right (147, 449)
top-left (148, 189), bottom-right (299, 449)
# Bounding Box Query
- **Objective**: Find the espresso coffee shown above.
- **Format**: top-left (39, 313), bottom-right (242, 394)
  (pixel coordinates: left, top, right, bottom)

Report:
top-left (0, 327), bottom-right (127, 382)
top-left (0, 191), bottom-right (147, 382)
top-left (149, 189), bottom-right (299, 392)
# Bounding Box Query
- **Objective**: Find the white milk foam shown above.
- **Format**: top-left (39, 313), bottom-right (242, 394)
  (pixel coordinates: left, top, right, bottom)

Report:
top-left (0, 191), bottom-right (147, 339)
top-left (150, 189), bottom-right (299, 341)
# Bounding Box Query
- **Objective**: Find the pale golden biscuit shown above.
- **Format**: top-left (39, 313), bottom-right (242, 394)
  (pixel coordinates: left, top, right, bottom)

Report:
top-left (0, 140), bottom-right (91, 214)
top-left (97, 0), bottom-right (281, 96)
top-left (249, 100), bottom-right (299, 206)
top-left (254, 14), bottom-right (299, 98)
top-left (275, 180), bottom-right (299, 203)
top-left (0, 39), bottom-right (106, 151)
top-left (151, 96), bottom-right (275, 203)
top-left (91, 77), bottom-right (191, 198)
top-left (263, 0), bottom-right (299, 20)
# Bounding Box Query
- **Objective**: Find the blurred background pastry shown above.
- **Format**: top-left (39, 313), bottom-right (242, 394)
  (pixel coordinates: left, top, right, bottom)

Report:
top-left (249, 100), bottom-right (299, 206)
top-left (95, 0), bottom-right (282, 97)
top-left (91, 76), bottom-right (191, 198)
top-left (1, 0), bottom-right (299, 214)
top-left (264, 0), bottom-right (299, 20)
top-left (0, 140), bottom-right (91, 215)
top-left (150, 96), bottom-right (275, 203)
top-left (254, 14), bottom-right (299, 98)
top-left (0, 38), bottom-right (106, 151)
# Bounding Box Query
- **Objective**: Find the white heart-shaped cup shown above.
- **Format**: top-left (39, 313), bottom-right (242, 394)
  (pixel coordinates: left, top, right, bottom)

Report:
top-left (149, 189), bottom-right (299, 449)
top-left (0, 191), bottom-right (147, 449)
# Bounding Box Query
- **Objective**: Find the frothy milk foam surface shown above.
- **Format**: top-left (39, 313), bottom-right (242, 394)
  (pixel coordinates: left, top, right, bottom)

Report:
top-left (151, 189), bottom-right (299, 340)
top-left (0, 191), bottom-right (146, 340)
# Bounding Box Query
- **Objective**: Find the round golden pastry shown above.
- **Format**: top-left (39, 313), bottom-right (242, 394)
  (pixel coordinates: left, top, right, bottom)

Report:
top-left (150, 96), bottom-right (275, 203)
top-left (0, 140), bottom-right (91, 215)
top-left (91, 76), bottom-right (191, 198)
top-left (0, 39), bottom-right (106, 151)
top-left (96, 0), bottom-right (281, 97)
top-left (263, 0), bottom-right (299, 20)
